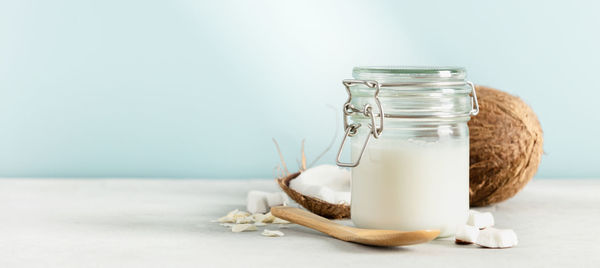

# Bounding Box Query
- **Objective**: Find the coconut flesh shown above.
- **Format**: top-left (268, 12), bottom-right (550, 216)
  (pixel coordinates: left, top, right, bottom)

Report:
top-left (289, 165), bottom-right (351, 204)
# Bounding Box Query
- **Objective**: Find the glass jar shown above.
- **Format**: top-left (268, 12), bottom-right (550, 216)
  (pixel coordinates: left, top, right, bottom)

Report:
top-left (336, 66), bottom-right (479, 237)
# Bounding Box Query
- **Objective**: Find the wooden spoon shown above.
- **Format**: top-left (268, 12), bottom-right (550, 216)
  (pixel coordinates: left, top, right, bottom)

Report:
top-left (271, 206), bottom-right (440, 247)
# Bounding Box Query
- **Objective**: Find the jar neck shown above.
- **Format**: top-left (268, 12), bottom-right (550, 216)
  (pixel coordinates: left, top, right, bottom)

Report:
top-left (351, 117), bottom-right (469, 143)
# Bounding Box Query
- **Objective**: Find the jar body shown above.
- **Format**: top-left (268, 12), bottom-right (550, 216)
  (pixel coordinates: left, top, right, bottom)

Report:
top-left (350, 119), bottom-right (469, 237)
top-left (342, 66), bottom-right (476, 237)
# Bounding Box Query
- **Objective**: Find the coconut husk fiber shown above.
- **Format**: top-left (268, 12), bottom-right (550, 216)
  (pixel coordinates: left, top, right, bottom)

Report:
top-left (469, 85), bottom-right (544, 206)
top-left (276, 172), bottom-right (350, 219)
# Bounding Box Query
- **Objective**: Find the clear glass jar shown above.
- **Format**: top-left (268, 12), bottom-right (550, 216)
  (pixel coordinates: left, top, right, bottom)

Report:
top-left (336, 66), bottom-right (479, 237)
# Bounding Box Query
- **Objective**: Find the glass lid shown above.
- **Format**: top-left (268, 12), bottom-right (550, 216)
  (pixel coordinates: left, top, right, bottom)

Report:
top-left (352, 66), bottom-right (466, 82)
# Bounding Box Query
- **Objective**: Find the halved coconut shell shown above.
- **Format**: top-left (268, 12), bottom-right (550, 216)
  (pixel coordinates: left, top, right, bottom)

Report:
top-left (276, 172), bottom-right (350, 219)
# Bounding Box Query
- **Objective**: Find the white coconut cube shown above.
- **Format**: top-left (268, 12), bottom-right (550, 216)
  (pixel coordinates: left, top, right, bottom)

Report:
top-left (246, 191), bottom-right (270, 214)
top-left (265, 192), bottom-right (288, 207)
top-left (476, 228), bottom-right (518, 248)
top-left (455, 224), bottom-right (480, 244)
top-left (467, 210), bottom-right (495, 229)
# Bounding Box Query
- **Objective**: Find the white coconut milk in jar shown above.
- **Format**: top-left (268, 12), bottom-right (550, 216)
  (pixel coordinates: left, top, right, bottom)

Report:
top-left (336, 66), bottom-right (479, 237)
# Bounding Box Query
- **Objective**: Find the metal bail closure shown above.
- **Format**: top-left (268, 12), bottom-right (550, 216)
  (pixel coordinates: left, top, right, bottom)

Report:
top-left (335, 79), bottom-right (384, 167)
top-left (467, 81), bottom-right (479, 116)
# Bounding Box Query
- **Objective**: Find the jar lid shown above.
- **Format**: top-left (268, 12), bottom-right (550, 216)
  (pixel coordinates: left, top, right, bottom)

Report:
top-left (353, 66), bottom-right (466, 82)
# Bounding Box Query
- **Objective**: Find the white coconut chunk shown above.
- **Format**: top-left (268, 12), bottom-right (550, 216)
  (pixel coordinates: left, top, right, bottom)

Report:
top-left (467, 210), bottom-right (495, 229)
top-left (254, 222), bottom-right (267, 227)
top-left (476, 228), bottom-right (518, 248)
top-left (266, 192), bottom-right (289, 207)
top-left (272, 217), bottom-right (290, 224)
top-left (247, 191), bottom-right (289, 213)
top-left (289, 165), bottom-right (351, 204)
top-left (291, 165), bottom-right (351, 191)
top-left (262, 229), bottom-right (285, 237)
top-left (455, 224), bottom-right (480, 244)
top-left (231, 224), bottom-right (258, 233)
top-left (301, 185), bottom-right (336, 204)
top-left (246, 191), bottom-right (270, 214)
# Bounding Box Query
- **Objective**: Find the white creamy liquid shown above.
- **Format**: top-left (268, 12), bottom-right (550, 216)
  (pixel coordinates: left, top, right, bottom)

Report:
top-left (351, 138), bottom-right (469, 237)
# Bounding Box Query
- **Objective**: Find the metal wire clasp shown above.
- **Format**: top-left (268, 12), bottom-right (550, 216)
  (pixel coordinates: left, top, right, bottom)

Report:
top-left (467, 81), bottom-right (479, 116)
top-left (335, 79), bottom-right (384, 167)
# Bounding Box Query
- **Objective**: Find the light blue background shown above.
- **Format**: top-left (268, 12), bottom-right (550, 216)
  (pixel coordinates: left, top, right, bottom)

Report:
top-left (1, 0), bottom-right (598, 178)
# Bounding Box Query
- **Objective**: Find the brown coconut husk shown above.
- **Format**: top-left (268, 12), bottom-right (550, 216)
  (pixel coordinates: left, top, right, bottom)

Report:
top-left (469, 85), bottom-right (544, 206)
top-left (276, 172), bottom-right (350, 219)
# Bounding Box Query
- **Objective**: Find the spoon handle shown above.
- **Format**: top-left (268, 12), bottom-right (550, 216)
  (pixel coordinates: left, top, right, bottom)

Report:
top-left (270, 206), bottom-right (355, 241)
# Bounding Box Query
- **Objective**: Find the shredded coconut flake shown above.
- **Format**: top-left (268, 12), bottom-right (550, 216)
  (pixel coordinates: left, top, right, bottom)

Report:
top-left (262, 229), bottom-right (285, 237)
top-left (231, 224), bottom-right (257, 233)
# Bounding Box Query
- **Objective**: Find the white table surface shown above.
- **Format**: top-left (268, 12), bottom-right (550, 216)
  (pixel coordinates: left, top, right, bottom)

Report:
top-left (1, 178), bottom-right (599, 267)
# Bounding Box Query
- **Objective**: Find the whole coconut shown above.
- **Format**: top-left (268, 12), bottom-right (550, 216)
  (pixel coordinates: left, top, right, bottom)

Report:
top-left (469, 85), bottom-right (544, 207)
